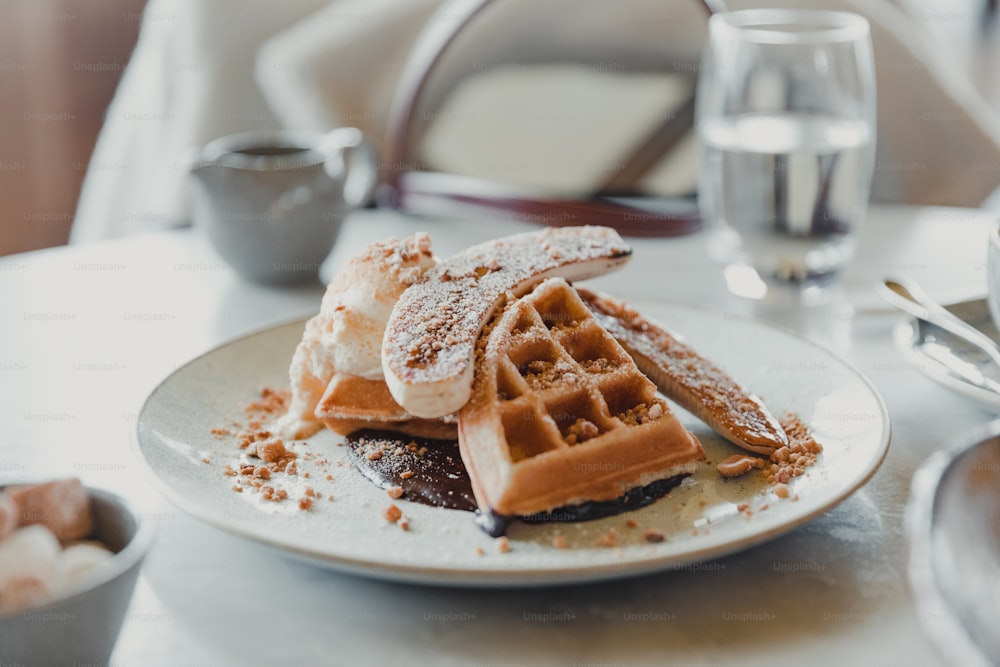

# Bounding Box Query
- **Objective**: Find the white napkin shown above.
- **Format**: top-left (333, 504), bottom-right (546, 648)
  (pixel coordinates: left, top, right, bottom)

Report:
top-left (71, 0), bottom-right (1000, 242)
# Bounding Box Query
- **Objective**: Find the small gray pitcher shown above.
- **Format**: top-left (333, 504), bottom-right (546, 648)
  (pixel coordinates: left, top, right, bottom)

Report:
top-left (189, 127), bottom-right (377, 285)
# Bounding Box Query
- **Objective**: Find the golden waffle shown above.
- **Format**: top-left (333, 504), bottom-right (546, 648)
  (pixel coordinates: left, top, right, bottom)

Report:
top-left (458, 278), bottom-right (705, 518)
top-left (316, 374), bottom-right (457, 439)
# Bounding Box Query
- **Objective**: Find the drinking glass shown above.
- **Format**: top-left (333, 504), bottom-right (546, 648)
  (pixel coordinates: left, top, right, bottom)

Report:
top-left (696, 9), bottom-right (876, 306)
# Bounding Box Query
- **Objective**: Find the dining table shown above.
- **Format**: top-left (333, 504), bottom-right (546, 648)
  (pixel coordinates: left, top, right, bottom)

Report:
top-left (2, 203), bottom-right (997, 666)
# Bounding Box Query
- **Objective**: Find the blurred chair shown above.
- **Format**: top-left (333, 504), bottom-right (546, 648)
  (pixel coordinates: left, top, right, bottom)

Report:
top-left (70, 0), bottom-right (1000, 242)
top-left (0, 0), bottom-right (143, 256)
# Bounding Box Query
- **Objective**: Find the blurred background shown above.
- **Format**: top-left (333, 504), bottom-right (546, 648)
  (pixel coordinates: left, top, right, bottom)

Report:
top-left (0, 0), bottom-right (144, 255)
top-left (0, 0), bottom-right (998, 257)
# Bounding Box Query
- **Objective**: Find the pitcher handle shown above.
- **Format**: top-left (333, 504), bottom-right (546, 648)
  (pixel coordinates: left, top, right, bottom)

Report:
top-left (321, 127), bottom-right (378, 209)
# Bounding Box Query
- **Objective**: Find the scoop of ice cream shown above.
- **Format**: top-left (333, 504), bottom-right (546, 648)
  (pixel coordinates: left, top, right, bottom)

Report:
top-left (277, 233), bottom-right (437, 437)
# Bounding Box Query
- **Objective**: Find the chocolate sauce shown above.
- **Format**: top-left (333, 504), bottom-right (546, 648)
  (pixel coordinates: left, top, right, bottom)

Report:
top-left (475, 474), bottom-right (690, 538)
top-left (345, 429), bottom-right (690, 537)
top-left (345, 430), bottom-right (476, 511)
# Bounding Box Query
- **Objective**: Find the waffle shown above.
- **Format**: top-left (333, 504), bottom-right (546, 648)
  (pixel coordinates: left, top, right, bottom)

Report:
top-left (458, 278), bottom-right (705, 518)
top-left (315, 374), bottom-right (457, 439)
top-left (577, 288), bottom-right (787, 456)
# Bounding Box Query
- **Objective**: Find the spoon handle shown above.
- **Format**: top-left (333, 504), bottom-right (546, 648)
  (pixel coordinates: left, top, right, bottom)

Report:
top-left (881, 277), bottom-right (1000, 369)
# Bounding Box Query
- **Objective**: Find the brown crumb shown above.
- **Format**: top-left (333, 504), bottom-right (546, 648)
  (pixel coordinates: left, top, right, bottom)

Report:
top-left (774, 484), bottom-right (790, 499)
top-left (253, 467), bottom-right (271, 480)
top-left (245, 387), bottom-right (290, 417)
top-left (275, 489), bottom-right (288, 501)
top-left (231, 485), bottom-right (243, 493)
top-left (761, 414), bottom-right (822, 486)
top-left (552, 535), bottom-right (568, 549)
top-left (211, 427), bottom-right (231, 437)
top-left (386, 486), bottom-right (404, 499)
top-left (223, 465), bottom-right (236, 477)
top-left (475, 547), bottom-right (485, 556)
top-left (717, 454), bottom-right (764, 478)
top-left (400, 470), bottom-right (414, 480)
top-left (285, 461), bottom-right (297, 475)
top-left (595, 528), bottom-right (621, 548)
top-left (625, 519), bottom-right (638, 529)
top-left (304, 487), bottom-right (315, 498)
top-left (367, 450), bottom-right (383, 461)
top-left (257, 439), bottom-right (294, 464)
top-left (496, 536), bottom-right (511, 554)
top-left (398, 516), bottom-right (411, 531)
top-left (325, 474), bottom-right (333, 481)
top-left (239, 464), bottom-right (255, 477)
top-left (201, 456), bottom-right (211, 464)
top-left (643, 528), bottom-right (666, 543)
top-left (564, 417), bottom-right (600, 445)
top-left (382, 504), bottom-right (402, 523)
top-left (736, 502), bottom-right (750, 513)
top-left (298, 496), bottom-right (313, 510)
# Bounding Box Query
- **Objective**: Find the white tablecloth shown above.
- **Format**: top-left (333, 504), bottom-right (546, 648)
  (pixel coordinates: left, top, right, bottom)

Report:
top-left (3, 205), bottom-right (997, 666)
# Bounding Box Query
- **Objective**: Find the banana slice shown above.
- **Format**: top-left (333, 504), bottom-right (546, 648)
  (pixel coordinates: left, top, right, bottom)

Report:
top-left (382, 226), bottom-right (632, 418)
top-left (577, 288), bottom-right (788, 455)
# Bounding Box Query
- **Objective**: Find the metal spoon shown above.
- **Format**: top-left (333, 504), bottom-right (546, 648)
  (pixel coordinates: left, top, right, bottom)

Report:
top-left (881, 276), bottom-right (1000, 373)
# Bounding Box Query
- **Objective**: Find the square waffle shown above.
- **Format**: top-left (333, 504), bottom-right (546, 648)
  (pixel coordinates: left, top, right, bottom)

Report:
top-left (458, 278), bottom-right (705, 518)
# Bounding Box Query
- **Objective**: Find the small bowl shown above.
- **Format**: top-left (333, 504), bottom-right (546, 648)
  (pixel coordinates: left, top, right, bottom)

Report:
top-left (0, 486), bottom-right (154, 665)
top-left (906, 422), bottom-right (1000, 666)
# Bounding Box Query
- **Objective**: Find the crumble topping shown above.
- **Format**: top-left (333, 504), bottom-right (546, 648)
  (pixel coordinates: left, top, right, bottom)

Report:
top-left (717, 454), bottom-right (764, 478)
top-left (383, 227), bottom-right (630, 393)
top-left (595, 528), bottom-right (621, 548)
top-left (714, 414), bottom-right (823, 490)
top-left (642, 528), bottom-right (666, 543)
top-left (382, 504), bottom-right (402, 523)
top-left (212, 387), bottom-right (323, 510)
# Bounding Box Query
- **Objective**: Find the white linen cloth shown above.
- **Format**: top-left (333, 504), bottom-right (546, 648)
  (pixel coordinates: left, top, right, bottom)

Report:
top-left (71, 0), bottom-right (1000, 242)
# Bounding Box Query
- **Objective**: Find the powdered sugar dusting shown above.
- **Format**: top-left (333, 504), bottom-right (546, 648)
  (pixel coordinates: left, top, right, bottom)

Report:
top-left (382, 227), bottom-right (631, 415)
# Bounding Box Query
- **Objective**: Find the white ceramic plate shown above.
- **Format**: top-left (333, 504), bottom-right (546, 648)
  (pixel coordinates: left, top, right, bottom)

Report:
top-left (136, 304), bottom-right (890, 587)
top-left (894, 298), bottom-right (1000, 412)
